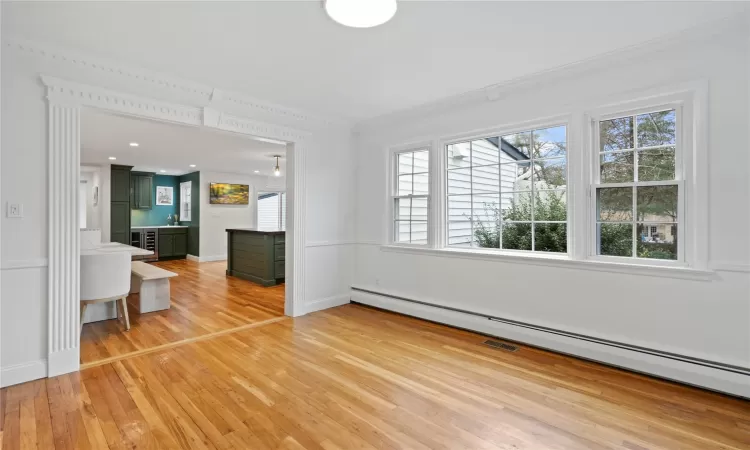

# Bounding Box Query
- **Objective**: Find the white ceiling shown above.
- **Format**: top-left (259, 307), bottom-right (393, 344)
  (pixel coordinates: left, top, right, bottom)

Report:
top-left (81, 109), bottom-right (286, 176)
top-left (4, 1), bottom-right (747, 121)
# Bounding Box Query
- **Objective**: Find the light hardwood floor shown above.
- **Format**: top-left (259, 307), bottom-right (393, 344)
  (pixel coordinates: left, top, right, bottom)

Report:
top-left (2, 303), bottom-right (749, 449)
top-left (80, 259), bottom-right (285, 366)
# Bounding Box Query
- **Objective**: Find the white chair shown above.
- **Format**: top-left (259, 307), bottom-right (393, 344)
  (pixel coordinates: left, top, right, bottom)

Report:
top-left (80, 228), bottom-right (102, 250)
top-left (80, 251), bottom-right (132, 333)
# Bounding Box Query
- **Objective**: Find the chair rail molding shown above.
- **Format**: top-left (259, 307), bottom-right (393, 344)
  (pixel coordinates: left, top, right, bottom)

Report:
top-left (39, 74), bottom-right (309, 377)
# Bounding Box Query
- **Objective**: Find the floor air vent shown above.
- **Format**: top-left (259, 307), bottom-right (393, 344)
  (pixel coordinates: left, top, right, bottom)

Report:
top-left (483, 339), bottom-right (519, 352)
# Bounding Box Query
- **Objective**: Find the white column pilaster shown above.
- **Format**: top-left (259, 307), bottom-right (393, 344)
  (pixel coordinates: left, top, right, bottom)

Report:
top-left (47, 103), bottom-right (81, 377)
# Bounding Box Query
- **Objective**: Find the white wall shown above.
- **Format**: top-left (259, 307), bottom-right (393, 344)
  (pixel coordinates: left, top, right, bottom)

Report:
top-left (198, 171), bottom-right (286, 260)
top-left (80, 165), bottom-right (104, 231)
top-left (0, 35), bottom-right (356, 386)
top-left (353, 27), bottom-right (750, 395)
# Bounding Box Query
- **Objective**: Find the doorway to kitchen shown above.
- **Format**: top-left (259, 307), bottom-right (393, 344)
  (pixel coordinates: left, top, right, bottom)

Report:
top-left (77, 108), bottom-right (293, 368)
top-left (42, 74), bottom-right (307, 377)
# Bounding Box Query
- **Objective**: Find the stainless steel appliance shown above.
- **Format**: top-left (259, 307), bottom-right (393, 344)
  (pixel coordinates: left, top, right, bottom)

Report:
top-left (131, 228), bottom-right (159, 262)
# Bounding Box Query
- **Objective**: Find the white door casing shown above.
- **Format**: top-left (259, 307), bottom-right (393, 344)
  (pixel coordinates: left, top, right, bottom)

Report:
top-left (42, 75), bottom-right (308, 377)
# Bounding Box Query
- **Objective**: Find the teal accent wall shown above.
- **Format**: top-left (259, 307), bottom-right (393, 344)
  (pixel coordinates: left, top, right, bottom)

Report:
top-left (178, 171), bottom-right (200, 256)
top-left (131, 174), bottom-right (180, 227)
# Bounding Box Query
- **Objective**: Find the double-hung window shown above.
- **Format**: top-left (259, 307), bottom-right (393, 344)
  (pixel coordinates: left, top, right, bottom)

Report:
top-left (593, 107), bottom-right (681, 261)
top-left (392, 149), bottom-right (430, 245)
top-left (445, 125), bottom-right (568, 253)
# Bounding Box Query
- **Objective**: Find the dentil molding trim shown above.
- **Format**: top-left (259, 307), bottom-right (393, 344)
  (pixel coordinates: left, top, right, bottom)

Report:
top-left (8, 36), bottom-right (347, 128)
top-left (41, 75), bottom-right (203, 125)
top-left (39, 75), bottom-right (313, 144)
top-left (218, 113), bottom-right (312, 143)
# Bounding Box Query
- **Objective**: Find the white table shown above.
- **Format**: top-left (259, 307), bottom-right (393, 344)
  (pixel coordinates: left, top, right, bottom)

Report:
top-left (80, 243), bottom-right (154, 324)
top-left (81, 242), bottom-right (154, 257)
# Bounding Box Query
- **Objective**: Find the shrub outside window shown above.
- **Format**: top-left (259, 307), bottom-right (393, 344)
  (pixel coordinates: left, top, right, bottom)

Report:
top-left (445, 125), bottom-right (568, 253)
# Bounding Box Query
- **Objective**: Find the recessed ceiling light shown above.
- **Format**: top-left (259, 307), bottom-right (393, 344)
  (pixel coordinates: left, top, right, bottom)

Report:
top-left (189, 164), bottom-right (196, 168)
top-left (254, 170), bottom-right (260, 173)
top-left (129, 142), bottom-right (139, 147)
top-left (108, 156), bottom-right (117, 160)
top-left (159, 170), bottom-right (166, 173)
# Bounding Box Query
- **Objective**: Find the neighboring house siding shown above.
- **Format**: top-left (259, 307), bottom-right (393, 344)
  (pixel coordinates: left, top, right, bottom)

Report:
top-left (447, 139), bottom-right (524, 245)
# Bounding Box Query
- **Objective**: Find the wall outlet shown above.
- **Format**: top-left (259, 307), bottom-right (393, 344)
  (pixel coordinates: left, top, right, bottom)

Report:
top-left (6, 203), bottom-right (23, 218)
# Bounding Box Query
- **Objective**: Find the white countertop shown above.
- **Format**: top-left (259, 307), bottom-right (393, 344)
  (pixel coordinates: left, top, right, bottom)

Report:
top-left (131, 225), bottom-right (188, 229)
top-left (81, 242), bottom-right (154, 256)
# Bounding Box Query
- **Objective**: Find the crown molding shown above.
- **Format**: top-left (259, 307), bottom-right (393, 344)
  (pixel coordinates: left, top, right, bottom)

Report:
top-left (40, 75), bottom-right (204, 125)
top-left (39, 74), bottom-right (313, 145)
top-left (354, 12), bottom-right (749, 135)
top-left (217, 113), bottom-right (312, 143)
top-left (7, 36), bottom-right (351, 129)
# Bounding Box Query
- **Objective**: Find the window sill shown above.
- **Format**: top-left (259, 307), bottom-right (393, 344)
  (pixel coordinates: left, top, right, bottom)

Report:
top-left (379, 245), bottom-right (716, 281)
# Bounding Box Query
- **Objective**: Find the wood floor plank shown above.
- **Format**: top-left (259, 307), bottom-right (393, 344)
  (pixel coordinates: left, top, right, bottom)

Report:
top-left (4, 265), bottom-right (750, 450)
top-left (80, 260), bottom-right (285, 365)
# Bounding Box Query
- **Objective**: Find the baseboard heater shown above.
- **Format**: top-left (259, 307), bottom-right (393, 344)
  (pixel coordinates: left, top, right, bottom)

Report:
top-left (351, 287), bottom-right (750, 380)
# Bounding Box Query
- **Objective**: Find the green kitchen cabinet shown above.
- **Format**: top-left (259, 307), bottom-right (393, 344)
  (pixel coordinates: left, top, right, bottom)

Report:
top-left (158, 227), bottom-right (188, 260)
top-left (226, 229), bottom-right (285, 286)
top-left (173, 233), bottom-right (188, 256)
top-left (110, 165), bottom-right (133, 244)
top-left (111, 166), bottom-right (132, 203)
top-left (110, 203), bottom-right (131, 245)
top-left (158, 234), bottom-right (174, 258)
top-left (130, 172), bottom-right (153, 210)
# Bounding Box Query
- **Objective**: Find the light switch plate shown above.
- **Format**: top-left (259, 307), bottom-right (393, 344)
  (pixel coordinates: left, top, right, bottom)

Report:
top-left (7, 202), bottom-right (23, 218)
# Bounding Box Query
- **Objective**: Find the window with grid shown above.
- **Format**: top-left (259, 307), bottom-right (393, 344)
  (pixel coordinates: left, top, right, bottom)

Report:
top-left (595, 108), bottom-right (679, 260)
top-left (180, 181), bottom-right (192, 222)
top-left (393, 149), bottom-right (429, 244)
top-left (446, 125), bottom-right (567, 253)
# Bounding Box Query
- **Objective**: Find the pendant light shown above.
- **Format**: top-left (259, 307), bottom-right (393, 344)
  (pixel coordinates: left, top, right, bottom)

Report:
top-left (273, 155), bottom-right (281, 177)
top-left (325, 0), bottom-right (397, 28)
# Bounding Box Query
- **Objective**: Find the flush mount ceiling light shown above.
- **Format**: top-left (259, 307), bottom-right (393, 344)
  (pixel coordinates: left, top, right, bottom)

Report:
top-left (254, 170), bottom-right (260, 173)
top-left (108, 156), bottom-right (117, 160)
top-left (325, 0), bottom-right (397, 28)
top-left (160, 170), bottom-right (166, 173)
top-left (189, 164), bottom-right (196, 168)
top-left (129, 142), bottom-right (139, 147)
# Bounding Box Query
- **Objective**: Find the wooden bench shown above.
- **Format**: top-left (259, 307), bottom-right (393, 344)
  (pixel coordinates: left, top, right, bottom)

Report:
top-left (129, 262), bottom-right (178, 313)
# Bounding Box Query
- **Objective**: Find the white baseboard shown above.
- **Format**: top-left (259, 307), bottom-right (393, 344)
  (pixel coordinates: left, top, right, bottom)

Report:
top-left (300, 293), bottom-right (351, 315)
top-left (186, 254), bottom-right (200, 262)
top-left (351, 289), bottom-right (750, 399)
top-left (1, 359), bottom-right (47, 388)
top-left (48, 348), bottom-right (80, 378)
top-left (198, 254), bottom-right (227, 262)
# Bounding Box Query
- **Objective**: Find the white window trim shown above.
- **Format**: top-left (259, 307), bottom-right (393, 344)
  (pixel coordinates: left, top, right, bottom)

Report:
top-left (437, 115), bottom-right (573, 256)
top-left (387, 142), bottom-right (433, 247)
top-left (381, 82), bottom-right (710, 278)
top-left (583, 85), bottom-right (708, 270)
